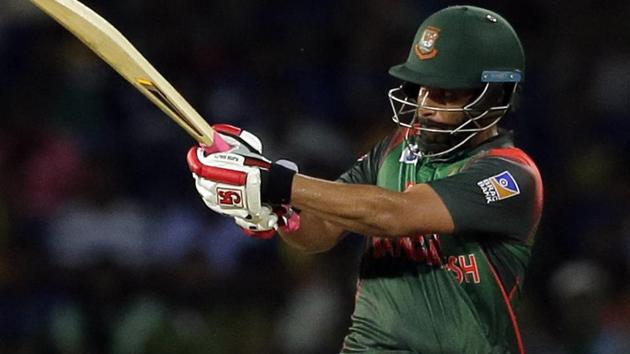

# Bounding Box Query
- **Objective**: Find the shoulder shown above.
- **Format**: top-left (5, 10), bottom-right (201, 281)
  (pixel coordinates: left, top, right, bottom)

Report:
top-left (477, 147), bottom-right (542, 189)
top-left (461, 146), bottom-right (543, 212)
top-left (486, 147), bottom-right (539, 171)
top-left (430, 146), bottom-right (544, 241)
top-left (464, 147), bottom-right (541, 181)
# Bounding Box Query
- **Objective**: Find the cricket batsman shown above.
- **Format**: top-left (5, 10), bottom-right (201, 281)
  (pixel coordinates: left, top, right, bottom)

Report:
top-left (187, 5), bottom-right (543, 353)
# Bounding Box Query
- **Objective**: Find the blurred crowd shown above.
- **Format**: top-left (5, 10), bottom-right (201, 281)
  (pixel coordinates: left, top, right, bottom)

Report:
top-left (0, 0), bottom-right (629, 353)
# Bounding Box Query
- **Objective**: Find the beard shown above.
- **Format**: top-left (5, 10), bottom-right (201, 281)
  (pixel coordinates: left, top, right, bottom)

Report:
top-left (411, 117), bottom-right (471, 156)
top-left (415, 131), bottom-right (469, 155)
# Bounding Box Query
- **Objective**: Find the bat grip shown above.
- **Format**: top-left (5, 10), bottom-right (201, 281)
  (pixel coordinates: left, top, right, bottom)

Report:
top-left (201, 132), bottom-right (232, 153)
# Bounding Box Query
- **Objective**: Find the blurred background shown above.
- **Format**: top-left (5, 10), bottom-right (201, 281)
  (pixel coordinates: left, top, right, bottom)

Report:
top-left (0, 0), bottom-right (629, 353)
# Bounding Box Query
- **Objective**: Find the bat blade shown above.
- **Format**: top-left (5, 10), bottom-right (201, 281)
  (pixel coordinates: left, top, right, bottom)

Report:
top-left (30, 0), bottom-right (215, 145)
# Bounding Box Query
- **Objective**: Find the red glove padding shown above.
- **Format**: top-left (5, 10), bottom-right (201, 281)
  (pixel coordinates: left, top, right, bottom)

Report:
top-left (234, 205), bottom-right (300, 240)
top-left (241, 228), bottom-right (277, 240)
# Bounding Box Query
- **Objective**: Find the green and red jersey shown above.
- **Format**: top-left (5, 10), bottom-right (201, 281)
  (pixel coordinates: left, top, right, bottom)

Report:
top-left (337, 129), bottom-right (543, 354)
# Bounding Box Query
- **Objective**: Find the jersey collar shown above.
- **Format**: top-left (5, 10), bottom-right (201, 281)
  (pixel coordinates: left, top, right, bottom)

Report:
top-left (425, 129), bottom-right (515, 163)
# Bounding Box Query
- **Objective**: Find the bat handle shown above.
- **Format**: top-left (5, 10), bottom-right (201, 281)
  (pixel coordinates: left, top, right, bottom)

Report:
top-left (200, 132), bottom-right (232, 153)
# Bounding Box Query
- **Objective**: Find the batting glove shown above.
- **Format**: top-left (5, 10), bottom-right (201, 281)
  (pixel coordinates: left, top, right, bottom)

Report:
top-left (189, 147), bottom-right (271, 216)
top-left (233, 204), bottom-right (301, 239)
top-left (233, 210), bottom-right (278, 240)
top-left (191, 124), bottom-right (277, 238)
top-left (204, 123), bottom-right (263, 155)
top-left (188, 124), bottom-right (299, 238)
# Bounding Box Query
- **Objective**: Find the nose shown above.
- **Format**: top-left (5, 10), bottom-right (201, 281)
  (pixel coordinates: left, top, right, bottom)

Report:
top-left (414, 109), bottom-right (438, 133)
top-left (417, 101), bottom-right (440, 123)
top-left (417, 105), bottom-right (437, 119)
top-left (416, 89), bottom-right (438, 119)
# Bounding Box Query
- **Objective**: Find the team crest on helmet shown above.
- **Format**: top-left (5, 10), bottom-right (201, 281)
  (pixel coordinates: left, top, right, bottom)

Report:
top-left (415, 26), bottom-right (441, 60)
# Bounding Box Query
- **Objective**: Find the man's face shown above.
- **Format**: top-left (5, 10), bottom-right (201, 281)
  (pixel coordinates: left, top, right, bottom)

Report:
top-left (411, 86), bottom-right (478, 155)
top-left (416, 86), bottom-right (477, 126)
top-left (389, 80), bottom-right (511, 158)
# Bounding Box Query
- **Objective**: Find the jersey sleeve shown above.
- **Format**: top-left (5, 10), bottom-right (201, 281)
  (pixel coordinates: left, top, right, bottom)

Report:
top-left (336, 134), bottom-right (394, 185)
top-left (428, 148), bottom-right (543, 242)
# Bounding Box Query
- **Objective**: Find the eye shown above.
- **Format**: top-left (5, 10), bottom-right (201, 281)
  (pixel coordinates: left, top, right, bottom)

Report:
top-left (401, 82), bottom-right (420, 99)
top-left (443, 90), bottom-right (455, 100)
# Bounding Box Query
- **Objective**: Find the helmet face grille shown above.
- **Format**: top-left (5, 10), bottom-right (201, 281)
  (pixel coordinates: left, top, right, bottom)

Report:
top-left (387, 81), bottom-right (517, 159)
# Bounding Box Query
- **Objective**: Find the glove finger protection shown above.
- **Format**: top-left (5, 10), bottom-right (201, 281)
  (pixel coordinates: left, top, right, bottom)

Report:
top-left (233, 204), bottom-right (301, 239)
top-left (233, 206), bottom-right (278, 240)
top-left (211, 124), bottom-right (263, 154)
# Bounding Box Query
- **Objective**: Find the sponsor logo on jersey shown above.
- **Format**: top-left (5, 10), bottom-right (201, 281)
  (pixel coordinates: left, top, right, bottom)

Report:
top-left (415, 26), bottom-right (440, 60)
top-left (477, 170), bottom-right (520, 203)
top-left (217, 188), bottom-right (244, 208)
top-left (371, 234), bottom-right (442, 266)
top-left (369, 236), bottom-right (483, 285)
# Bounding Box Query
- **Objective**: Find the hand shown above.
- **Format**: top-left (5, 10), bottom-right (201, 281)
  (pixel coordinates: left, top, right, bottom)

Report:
top-left (205, 124), bottom-right (263, 154)
top-left (233, 209), bottom-right (278, 240)
top-left (234, 212), bottom-right (278, 240)
top-left (187, 124), bottom-right (299, 238)
top-left (233, 204), bottom-right (301, 239)
top-left (189, 124), bottom-right (271, 219)
top-left (188, 149), bottom-right (271, 220)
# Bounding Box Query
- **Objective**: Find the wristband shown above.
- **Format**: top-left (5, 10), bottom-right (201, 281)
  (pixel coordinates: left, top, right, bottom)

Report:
top-left (261, 162), bottom-right (297, 204)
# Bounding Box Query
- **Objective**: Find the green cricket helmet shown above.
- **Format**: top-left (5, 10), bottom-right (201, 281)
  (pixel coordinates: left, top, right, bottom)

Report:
top-left (387, 5), bottom-right (525, 159)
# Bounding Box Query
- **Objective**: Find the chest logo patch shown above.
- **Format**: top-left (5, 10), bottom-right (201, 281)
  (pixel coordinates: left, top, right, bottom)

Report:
top-left (477, 171), bottom-right (520, 203)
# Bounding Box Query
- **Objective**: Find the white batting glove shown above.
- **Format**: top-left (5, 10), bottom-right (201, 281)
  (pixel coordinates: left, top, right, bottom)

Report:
top-left (210, 124), bottom-right (263, 155)
top-left (188, 124), bottom-right (299, 239)
top-left (233, 212), bottom-right (278, 240)
top-left (188, 149), bottom-right (271, 220)
top-left (191, 123), bottom-right (267, 220)
top-left (233, 204), bottom-right (301, 239)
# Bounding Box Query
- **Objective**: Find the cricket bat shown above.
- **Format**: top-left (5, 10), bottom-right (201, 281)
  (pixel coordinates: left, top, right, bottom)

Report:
top-left (30, 0), bottom-right (216, 145)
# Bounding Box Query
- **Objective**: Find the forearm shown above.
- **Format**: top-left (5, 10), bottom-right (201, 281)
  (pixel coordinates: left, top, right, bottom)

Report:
top-left (289, 174), bottom-right (454, 237)
top-left (291, 175), bottom-right (409, 237)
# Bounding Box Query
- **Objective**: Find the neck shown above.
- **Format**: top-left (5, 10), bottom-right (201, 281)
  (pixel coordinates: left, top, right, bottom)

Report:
top-left (471, 126), bottom-right (498, 146)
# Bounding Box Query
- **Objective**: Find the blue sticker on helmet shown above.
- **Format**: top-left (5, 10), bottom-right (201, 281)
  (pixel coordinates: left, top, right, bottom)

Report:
top-left (481, 71), bottom-right (522, 83)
